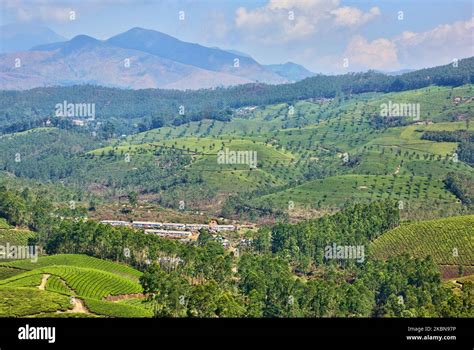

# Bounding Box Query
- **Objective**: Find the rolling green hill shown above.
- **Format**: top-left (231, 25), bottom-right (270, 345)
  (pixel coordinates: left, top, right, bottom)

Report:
top-left (0, 254), bottom-right (150, 318)
top-left (0, 84), bottom-right (471, 220)
top-left (0, 286), bottom-right (72, 317)
top-left (252, 174), bottom-right (460, 210)
top-left (0, 58), bottom-right (472, 320)
top-left (0, 254), bottom-right (142, 281)
top-left (370, 215), bottom-right (474, 265)
top-left (1, 57), bottom-right (471, 136)
top-left (0, 266), bottom-right (142, 299)
top-left (0, 228), bottom-right (36, 247)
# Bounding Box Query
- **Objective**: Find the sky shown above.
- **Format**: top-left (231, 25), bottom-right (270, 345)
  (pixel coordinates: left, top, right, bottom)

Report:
top-left (1, 0), bottom-right (473, 73)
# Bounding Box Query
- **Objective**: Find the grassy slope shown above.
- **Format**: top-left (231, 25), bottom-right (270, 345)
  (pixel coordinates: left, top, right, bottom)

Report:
top-left (0, 286), bottom-right (72, 317)
top-left (370, 215), bottom-right (474, 265)
top-left (252, 174), bottom-right (459, 209)
top-left (0, 254), bottom-right (150, 318)
top-left (0, 254), bottom-right (142, 281)
top-left (90, 136), bottom-right (297, 192)
top-left (0, 228), bottom-right (36, 247)
top-left (0, 85), bottom-right (471, 217)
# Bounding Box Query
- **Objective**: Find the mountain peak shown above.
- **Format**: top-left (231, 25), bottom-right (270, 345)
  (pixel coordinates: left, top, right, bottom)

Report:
top-left (265, 62), bottom-right (314, 82)
top-left (58, 35), bottom-right (103, 55)
top-left (4, 26), bottom-right (287, 89)
top-left (69, 35), bottom-right (101, 45)
top-left (31, 34), bottom-right (101, 53)
top-left (128, 27), bottom-right (154, 33)
top-left (129, 27), bottom-right (187, 44)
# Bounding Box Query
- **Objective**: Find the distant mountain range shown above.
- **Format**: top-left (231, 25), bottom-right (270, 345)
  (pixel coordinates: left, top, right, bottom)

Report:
top-left (265, 62), bottom-right (315, 82)
top-left (0, 24), bottom-right (67, 53)
top-left (0, 26), bottom-right (317, 90)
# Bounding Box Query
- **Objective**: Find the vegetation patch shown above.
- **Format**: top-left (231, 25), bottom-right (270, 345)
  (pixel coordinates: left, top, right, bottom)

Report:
top-left (0, 286), bottom-right (71, 317)
top-left (370, 215), bottom-right (474, 265)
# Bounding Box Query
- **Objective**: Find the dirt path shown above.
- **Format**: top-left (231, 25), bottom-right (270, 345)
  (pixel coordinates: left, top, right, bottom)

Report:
top-left (38, 274), bottom-right (50, 290)
top-left (30, 275), bottom-right (92, 316)
top-left (67, 297), bottom-right (90, 314)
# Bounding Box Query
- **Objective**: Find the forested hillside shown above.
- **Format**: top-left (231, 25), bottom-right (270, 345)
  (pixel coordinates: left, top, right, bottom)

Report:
top-left (0, 187), bottom-right (472, 318)
top-left (0, 83), bottom-right (471, 223)
top-left (1, 57), bottom-right (472, 135)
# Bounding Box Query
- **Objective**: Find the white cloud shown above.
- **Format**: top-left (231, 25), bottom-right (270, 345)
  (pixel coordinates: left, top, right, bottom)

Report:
top-left (339, 16), bottom-right (474, 72)
top-left (235, 0), bottom-right (380, 43)
top-left (331, 6), bottom-right (380, 28)
top-left (344, 35), bottom-right (399, 71)
top-left (235, 6), bottom-right (276, 29)
top-left (394, 16), bottom-right (474, 67)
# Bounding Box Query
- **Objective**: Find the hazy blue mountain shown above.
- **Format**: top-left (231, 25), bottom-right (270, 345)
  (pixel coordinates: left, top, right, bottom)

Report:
top-left (223, 49), bottom-right (253, 59)
top-left (1, 27), bottom-right (288, 90)
top-left (1, 35), bottom-right (252, 90)
top-left (265, 62), bottom-right (315, 82)
top-left (0, 23), bottom-right (67, 53)
top-left (107, 27), bottom-right (286, 84)
top-left (32, 34), bottom-right (102, 55)
top-left (210, 47), bottom-right (253, 59)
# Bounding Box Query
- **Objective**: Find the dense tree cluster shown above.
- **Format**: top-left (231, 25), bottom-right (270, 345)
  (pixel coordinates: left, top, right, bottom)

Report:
top-left (369, 116), bottom-right (409, 129)
top-left (444, 173), bottom-right (473, 206)
top-left (254, 201), bottom-right (399, 271)
top-left (0, 186), bottom-right (471, 318)
top-left (0, 186), bottom-right (55, 231)
top-left (458, 141), bottom-right (474, 166)
top-left (421, 130), bottom-right (473, 143)
top-left (220, 195), bottom-right (288, 222)
top-left (234, 253), bottom-right (473, 317)
top-left (421, 130), bottom-right (474, 165)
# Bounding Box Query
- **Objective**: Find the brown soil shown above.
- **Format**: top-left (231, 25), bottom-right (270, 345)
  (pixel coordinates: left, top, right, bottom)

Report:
top-left (67, 297), bottom-right (90, 314)
top-left (439, 265), bottom-right (474, 280)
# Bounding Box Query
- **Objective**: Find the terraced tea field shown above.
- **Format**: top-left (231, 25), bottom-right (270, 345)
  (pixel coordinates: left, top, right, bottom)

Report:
top-left (0, 265), bottom-right (142, 299)
top-left (370, 215), bottom-right (474, 265)
top-left (1, 254), bottom-right (142, 281)
top-left (0, 286), bottom-right (72, 317)
top-left (0, 273), bottom-right (43, 288)
top-left (0, 254), bottom-right (149, 318)
top-left (0, 218), bottom-right (11, 229)
top-left (45, 275), bottom-right (73, 295)
top-left (83, 298), bottom-right (153, 318)
top-left (0, 228), bottom-right (36, 247)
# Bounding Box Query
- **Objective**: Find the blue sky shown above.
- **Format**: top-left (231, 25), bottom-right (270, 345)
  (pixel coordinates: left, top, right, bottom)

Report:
top-left (1, 0), bottom-right (473, 73)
